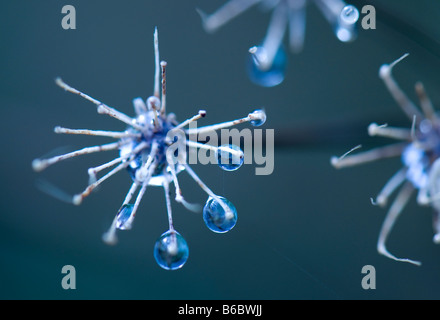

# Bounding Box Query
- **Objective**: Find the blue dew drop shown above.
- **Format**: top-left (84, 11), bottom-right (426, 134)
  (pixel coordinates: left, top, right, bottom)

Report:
top-left (247, 45), bottom-right (286, 87)
top-left (116, 204), bottom-right (134, 230)
top-left (203, 196), bottom-right (237, 233)
top-left (340, 5), bottom-right (359, 24)
top-left (154, 230), bottom-right (189, 270)
top-left (216, 144), bottom-right (244, 171)
top-left (402, 144), bottom-right (429, 189)
top-left (249, 109), bottom-right (266, 127)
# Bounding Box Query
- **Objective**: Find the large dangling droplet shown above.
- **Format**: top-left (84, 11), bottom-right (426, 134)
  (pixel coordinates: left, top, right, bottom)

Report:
top-left (203, 196), bottom-right (237, 233)
top-left (216, 144), bottom-right (244, 171)
top-left (154, 230), bottom-right (189, 270)
top-left (247, 45), bottom-right (286, 87)
top-left (116, 204), bottom-right (134, 230)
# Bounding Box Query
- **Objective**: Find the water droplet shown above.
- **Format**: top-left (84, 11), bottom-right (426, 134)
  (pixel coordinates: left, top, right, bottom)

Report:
top-left (154, 230), bottom-right (189, 270)
top-left (216, 144), bottom-right (244, 171)
top-left (247, 45), bottom-right (286, 87)
top-left (203, 196), bottom-right (237, 233)
top-left (335, 27), bottom-right (354, 42)
top-left (335, 5), bottom-right (359, 42)
top-left (434, 233), bottom-right (440, 244)
top-left (340, 5), bottom-right (359, 25)
top-left (249, 109), bottom-right (266, 127)
top-left (116, 204), bottom-right (134, 230)
top-left (402, 144), bottom-right (429, 189)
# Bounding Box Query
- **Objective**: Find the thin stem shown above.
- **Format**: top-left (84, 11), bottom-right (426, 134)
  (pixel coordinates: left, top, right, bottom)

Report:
top-left (54, 126), bottom-right (141, 139)
top-left (331, 142), bottom-right (407, 169)
top-left (174, 110), bottom-right (207, 132)
top-left (133, 97), bottom-right (147, 116)
top-left (163, 180), bottom-right (174, 232)
top-left (165, 148), bottom-right (201, 212)
top-left (123, 181), bottom-right (141, 205)
top-left (368, 123), bottom-right (412, 141)
top-left (73, 161), bottom-right (129, 205)
top-left (74, 141), bottom-right (149, 205)
top-left (102, 144), bottom-right (159, 244)
top-left (377, 181), bottom-right (421, 266)
top-left (183, 163), bottom-right (231, 215)
top-left (55, 77), bottom-right (144, 131)
top-left (96, 104), bottom-right (144, 131)
top-left (379, 54), bottom-right (423, 122)
top-left (88, 141), bottom-right (148, 180)
top-left (134, 141), bottom-right (159, 182)
top-left (154, 27), bottom-right (160, 99)
top-left (56, 77), bottom-right (102, 106)
top-left (197, 0), bottom-right (261, 33)
top-left (288, 0), bottom-right (306, 53)
top-left (32, 141), bottom-right (122, 172)
top-left (127, 160), bottom-right (158, 224)
top-left (186, 140), bottom-right (243, 159)
top-left (160, 61), bottom-right (167, 116)
top-left (373, 167), bottom-right (407, 207)
top-left (415, 82), bottom-right (436, 121)
top-left (186, 140), bottom-right (218, 152)
top-left (313, 0), bottom-right (345, 24)
top-left (257, 0), bottom-right (288, 70)
top-left (186, 115), bottom-right (250, 135)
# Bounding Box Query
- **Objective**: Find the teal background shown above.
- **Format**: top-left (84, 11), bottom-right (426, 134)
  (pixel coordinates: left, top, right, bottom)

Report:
top-left (1, 0), bottom-right (440, 299)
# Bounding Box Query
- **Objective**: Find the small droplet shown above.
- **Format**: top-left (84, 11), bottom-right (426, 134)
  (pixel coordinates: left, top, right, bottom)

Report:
top-left (434, 233), bottom-right (440, 244)
top-left (216, 144), bottom-right (244, 171)
top-left (340, 5), bottom-right (359, 25)
top-left (249, 109), bottom-right (266, 127)
top-left (116, 204), bottom-right (134, 230)
top-left (203, 196), bottom-right (237, 233)
top-left (154, 230), bottom-right (189, 270)
top-left (247, 45), bottom-right (286, 87)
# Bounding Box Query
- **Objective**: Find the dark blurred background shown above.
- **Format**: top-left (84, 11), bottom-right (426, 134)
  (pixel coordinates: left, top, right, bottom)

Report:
top-left (1, 0), bottom-right (440, 299)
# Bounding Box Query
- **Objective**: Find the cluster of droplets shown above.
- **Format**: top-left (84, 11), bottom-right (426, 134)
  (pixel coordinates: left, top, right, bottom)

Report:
top-left (32, 27), bottom-right (268, 271)
top-left (198, 0), bottom-right (360, 87)
top-left (152, 197), bottom-right (239, 270)
top-left (110, 109), bottom-right (265, 270)
top-left (151, 110), bottom-right (265, 270)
